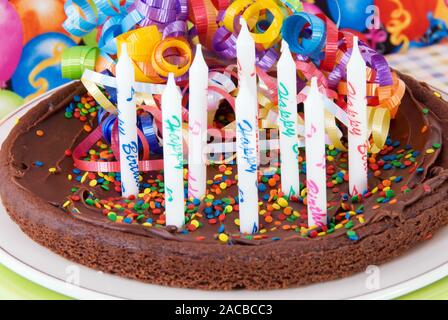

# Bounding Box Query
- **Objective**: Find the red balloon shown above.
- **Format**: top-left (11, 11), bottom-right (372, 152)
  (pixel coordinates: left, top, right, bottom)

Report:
top-left (375, 0), bottom-right (438, 40)
top-left (10, 0), bottom-right (69, 44)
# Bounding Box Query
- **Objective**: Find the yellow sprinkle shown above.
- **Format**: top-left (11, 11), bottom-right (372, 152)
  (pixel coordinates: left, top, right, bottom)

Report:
top-left (277, 197), bottom-right (288, 208)
top-left (359, 216), bottom-right (365, 224)
top-left (89, 149), bottom-right (96, 155)
top-left (48, 167), bottom-right (57, 174)
top-left (326, 155), bottom-right (334, 162)
top-left (371, 187), bottom-right (378, 194)
top-left (89, 180), bottom-right (98, 187)
top-left (219, 182), bottom-right (227, 189)
top-left (293, 210), bottom-right (300, 217)
top-left (142, 222), bottom-right (152, 227)
top-left (191, 220), bottom-right (200, 228)
top-left (335, 223), bottom-right (343, 230)
top-left (259, 209), bottom-right (266, 216)
top-left (218, 233), bottom-right (229, 242)
top-left (225, 205), bottom-right (233, 213)
top-left (259, 228), bottom-right (267, 234)
top-left (63, 200), bottom-right (71, 208)
top-left (116, 216), bottom-right (124, 222)
top-left (434, 91), bottom-right (442, 98)
top-left (224, 170), bottom-right (232, 175)
top-left (426, 148), bottom-right (435, 154)
top-left (272, 203), bottom-right (281, 210)
top-left (206, 194), bottom-right (214, 200)
top-left (328, 145), bottom-right (335, 150)
top-left (104, 205), bottom-right (111, 210)
top-left (318, 232), bottom-right (326, 237)
top-left (234, 218), bottom-right (240, 226)
top-left (301, 188), bottom-right (307, 198)
top-left (67, 174), bottom-right (72, 181)
top-left (383, 186), bottom-right (390, 192)
top-left (80, 171), bottom-right (89, 183)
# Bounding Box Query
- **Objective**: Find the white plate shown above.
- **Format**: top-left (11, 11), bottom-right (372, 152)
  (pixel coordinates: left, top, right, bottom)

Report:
top-left (0, 83), bottom-right (448, 300)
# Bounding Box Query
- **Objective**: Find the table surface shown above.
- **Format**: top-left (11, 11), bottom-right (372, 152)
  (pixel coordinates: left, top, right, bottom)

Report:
top-left (1, 44), bottom-right (448, 300)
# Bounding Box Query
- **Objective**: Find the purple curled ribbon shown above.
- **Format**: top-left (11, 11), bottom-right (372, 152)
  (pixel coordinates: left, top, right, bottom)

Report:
top-left (136, 0), bottom-right (188, 37)
top-left (328, 41), bottom-right (393, 90)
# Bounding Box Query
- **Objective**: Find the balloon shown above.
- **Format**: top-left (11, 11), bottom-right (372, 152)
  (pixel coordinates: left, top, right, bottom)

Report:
top-left (11, 32), bottom-right (77, 100)
top-left (0, 0), bottom-right (24, 87)
top-left (327, 0), bottom-right (374, 32)
top-left (376, 0), bottom-right (438, 40)
top-left (10, 0), bottom-right (69, 45)
top-left (303, 3), bottom-right (324, 15)
top-left (0, 90), bottom-right (24, 119)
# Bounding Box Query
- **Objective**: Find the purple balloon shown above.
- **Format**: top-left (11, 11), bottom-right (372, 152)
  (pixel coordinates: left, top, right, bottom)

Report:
top-left (0, 0), bottom-right (23, 87)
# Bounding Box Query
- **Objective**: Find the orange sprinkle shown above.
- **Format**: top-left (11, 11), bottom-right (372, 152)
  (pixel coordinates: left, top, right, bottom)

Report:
top-left (264, 215), bottom-right (273, 223)
top-left (421, 125), bottom-right (428, 133)
top-left (282, 225), bottom-right (291, 230)
top-left (35, 130), bottom-right (44, 137)
top-left (268, 178), bottom-right (277, 187)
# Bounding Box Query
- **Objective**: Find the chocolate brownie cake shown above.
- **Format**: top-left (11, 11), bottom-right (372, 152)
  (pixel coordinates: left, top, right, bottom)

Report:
top-left (1, 73), bottom-right (448, 290)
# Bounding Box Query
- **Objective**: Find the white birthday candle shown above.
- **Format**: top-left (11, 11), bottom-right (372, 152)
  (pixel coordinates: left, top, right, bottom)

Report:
top-left (235, 79), bottom-right (259, 234)
top-left (116, 44), bottom-right (139, 197)
top-left (236, 18), bottom-right (257, 104)
top-left (188, 44), bottom-right (209, 200)
top-left (277, 40), bottom-right (300, 198)
top-left (162, 73), bottom-right (185, 228)
top-left (347, 37), bottom-right (368, 196)
top-left (304, 78), bottom-right (327, 228)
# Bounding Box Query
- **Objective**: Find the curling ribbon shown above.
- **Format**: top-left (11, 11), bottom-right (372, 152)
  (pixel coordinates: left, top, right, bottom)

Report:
top-left (62, 46), bottom-right (99, 79)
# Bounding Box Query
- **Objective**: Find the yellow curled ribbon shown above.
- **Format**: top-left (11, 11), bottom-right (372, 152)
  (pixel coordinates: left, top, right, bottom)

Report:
top-left (116, 26), bottom-right (164, 83)
top-left (223, 0), bottom-right (284, 49)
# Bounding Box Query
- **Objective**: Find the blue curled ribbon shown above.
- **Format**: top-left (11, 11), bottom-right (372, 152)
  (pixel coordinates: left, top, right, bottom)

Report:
top-left (98, 109), bottom-right (163, 155)
top-left (63, 0), bottom-right (106, 37)
top-left (63, 0), bottom-right (144, 55)
top-left (281, 12), bottom-right (326, 60)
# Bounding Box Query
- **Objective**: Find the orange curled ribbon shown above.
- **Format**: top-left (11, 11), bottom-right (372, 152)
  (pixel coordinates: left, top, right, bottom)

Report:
top-left (151, 38), bottom-right (193, 78)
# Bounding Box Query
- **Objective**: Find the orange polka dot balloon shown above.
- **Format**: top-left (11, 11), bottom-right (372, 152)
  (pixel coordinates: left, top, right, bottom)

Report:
top-left (10, 0), bottom-right (69, 44)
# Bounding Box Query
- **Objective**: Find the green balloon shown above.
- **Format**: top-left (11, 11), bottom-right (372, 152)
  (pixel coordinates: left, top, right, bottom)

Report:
top-left (0, 90), bottom-right (24, 119)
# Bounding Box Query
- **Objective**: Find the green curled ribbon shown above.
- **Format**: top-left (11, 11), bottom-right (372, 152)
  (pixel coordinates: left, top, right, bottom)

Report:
top-left (61, 46), bottom-right (99, 80)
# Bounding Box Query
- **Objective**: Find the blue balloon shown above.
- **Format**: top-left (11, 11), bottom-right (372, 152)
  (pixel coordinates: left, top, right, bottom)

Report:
top-left (11, 32), bottom-right (76, 99)
top-left (326, 0), bottom-right (374, 32)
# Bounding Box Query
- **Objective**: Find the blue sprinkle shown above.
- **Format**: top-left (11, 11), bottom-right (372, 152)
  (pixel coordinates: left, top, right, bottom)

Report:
top-left (193, 198), bottom-right (201, 206)
top-left (34, 161), bottom-right (44, 167)
top-left (123, 217), bottom-right (132, 224)
top-left (383, 164), bottom-right (392, 170)
top-left (258, 184), bottom-right (267, 192)
top-left (74, 95), bottom-right (80, 102)
top-left (73, 168), bottom-right (81, 174)
top-left (218, 224), bottom-right (225, 233)
top-left (272, 237), bottom-right (281, 241)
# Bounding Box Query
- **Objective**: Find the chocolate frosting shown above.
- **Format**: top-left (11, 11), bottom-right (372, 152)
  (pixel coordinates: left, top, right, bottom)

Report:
top-left (3, 76), bottom-right (448, 247)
